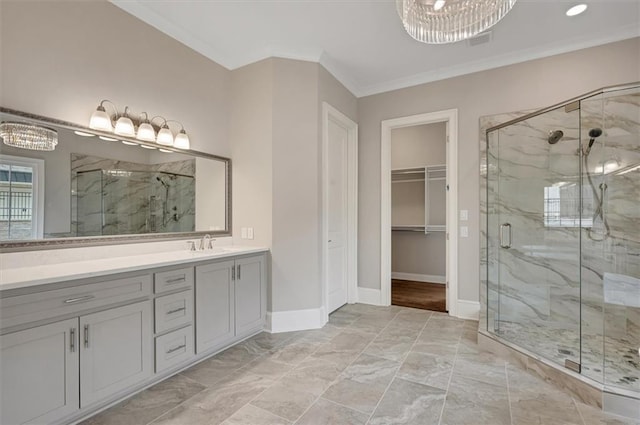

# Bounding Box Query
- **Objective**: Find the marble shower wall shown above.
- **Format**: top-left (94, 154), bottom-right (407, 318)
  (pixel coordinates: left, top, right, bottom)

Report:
top-left (72, 154), bottom-right (195, 236)
top-left (479, 85), bottom-right (640, 394)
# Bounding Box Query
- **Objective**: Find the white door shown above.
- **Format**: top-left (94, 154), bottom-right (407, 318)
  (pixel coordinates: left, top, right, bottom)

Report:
top-left (327, 117), bottom-right (349, 313)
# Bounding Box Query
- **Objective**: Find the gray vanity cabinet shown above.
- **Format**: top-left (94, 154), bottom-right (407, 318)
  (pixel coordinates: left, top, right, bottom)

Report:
top-left (80, 300), bottom-right (153, 407)
top-left (235, 255), bottom-right (266, 336)
top-left (0, 318), bottom-right (79, 425)
top-left (195, 254), bottom-right (266, 354)
top-left (195, 260), bottom-right (236, 353)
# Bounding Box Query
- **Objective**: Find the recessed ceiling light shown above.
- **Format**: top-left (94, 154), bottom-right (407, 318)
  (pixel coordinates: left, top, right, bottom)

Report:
top-left (98, 135), bottom-right (117, 141)
top-left (74, 130), bottom-right (95, 137)
top-left (566, 4), bottom-right (587, 16)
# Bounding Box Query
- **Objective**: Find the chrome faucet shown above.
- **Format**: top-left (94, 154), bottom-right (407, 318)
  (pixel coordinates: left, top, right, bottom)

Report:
top-left (199, 234), bottom-right (214, 250)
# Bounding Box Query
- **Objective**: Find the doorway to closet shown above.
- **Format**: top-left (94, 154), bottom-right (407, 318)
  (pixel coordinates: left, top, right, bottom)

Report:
top-left (390, 123), bottom-right (447, 312)
top-left (380, 109), bottom-right (458, 316)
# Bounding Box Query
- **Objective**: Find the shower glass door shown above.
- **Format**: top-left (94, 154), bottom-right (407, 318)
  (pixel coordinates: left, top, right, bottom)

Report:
top-left (487, 105), bottom-right (582, 369)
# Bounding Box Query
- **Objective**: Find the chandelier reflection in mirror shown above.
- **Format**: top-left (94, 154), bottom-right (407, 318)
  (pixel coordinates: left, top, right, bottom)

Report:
top-left (0, 122), bottom-right (58, 151)
top-left (396, 0), bottom-right (517, 44)
top-left (89, 100), bottom-right (190, 150)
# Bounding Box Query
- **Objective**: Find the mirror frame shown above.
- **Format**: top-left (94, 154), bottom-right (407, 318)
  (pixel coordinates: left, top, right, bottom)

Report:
top-left (0, 107), bottom-right (232, 252)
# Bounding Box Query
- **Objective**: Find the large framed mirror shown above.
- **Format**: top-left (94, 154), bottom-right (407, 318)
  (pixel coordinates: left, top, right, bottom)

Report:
top-left (0, 107), bottom-right (231, 251)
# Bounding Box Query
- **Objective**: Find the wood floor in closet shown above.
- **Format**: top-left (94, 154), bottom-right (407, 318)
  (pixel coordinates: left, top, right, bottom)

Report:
top-left (391, 279), bottom-right (447, 312)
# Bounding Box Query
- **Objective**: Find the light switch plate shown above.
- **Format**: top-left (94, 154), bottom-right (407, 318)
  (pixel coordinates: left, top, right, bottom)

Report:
top-left (460, 226), bottom-right (469, 238)
top-left (460, 210), bottom-right (468, 221)
top-left (241, 227), bottom-right (248, 239)
top-left (247, 228), bottom-right (254, 240)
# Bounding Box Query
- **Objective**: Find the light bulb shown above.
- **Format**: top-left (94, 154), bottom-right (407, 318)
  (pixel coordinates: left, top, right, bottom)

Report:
top-left (114, 116), bottom-right (135, 137)
top-left (140, 144), bottom-right (156, 150)
top-left (157, 126), bottom-right (174, 146)
top-left (89, 106), bottom-right (112, 132)
top-left (122, 140), bottom-right (138, 146)
top-left (99, 136), bottom-right (118, 141)
top-left (433, 0), bottom-right (446, 11)
top-left (174, 130), bottom-right (190, 149)
top-left (137, 122), bottom-right (156, 141)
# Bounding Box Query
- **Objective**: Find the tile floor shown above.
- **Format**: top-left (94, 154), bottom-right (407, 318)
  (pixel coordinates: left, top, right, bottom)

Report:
top-left (82, 304), bottom-right (637, 425)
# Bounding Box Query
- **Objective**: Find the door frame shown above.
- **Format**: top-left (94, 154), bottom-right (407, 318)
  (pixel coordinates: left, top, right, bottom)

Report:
top-left (380, 109), bottom-right (459, 316)
top-left (322, 102), bottom-right (358, 320)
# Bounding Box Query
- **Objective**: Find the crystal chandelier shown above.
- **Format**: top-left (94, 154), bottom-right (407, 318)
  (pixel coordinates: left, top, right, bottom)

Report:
top-left (0, 122), bottom-right (58, 151)
top-left (396, 0), bottom-right (518, 44)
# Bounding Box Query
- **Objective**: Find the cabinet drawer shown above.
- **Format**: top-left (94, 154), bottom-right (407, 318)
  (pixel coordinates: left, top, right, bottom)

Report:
top-left (155, 325), bottom-right (194, 373)
top-left (154, 290), bottom-right (193, 334)
top-left (1, 274), bottom-right (152, 330)
top-left (154, 267), bottom-right (194, 294)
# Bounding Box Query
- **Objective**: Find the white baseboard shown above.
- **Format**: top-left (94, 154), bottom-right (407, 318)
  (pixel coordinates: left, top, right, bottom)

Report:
top-left (391, 272), bottom-right (446, 284)
top-left (456, 300), bottom-right (480, 320)
top-left (357, 287), bottom-right (383, 306)
top-left (266, 307), bottom-right (327, 333)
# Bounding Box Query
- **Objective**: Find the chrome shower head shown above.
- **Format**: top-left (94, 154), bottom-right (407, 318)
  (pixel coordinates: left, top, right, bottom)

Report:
top-left (548, 130), bottom-right (564, 144)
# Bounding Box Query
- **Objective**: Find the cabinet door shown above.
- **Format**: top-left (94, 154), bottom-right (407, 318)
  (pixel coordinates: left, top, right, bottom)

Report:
top-left (195, 260), bottom-right (235, 353)
top-left (235, 255), bottom-right (266, 336)
top-left (0, 318), bottom-right (79, 425)
top-left (80, 301), bottom-right (152, 407)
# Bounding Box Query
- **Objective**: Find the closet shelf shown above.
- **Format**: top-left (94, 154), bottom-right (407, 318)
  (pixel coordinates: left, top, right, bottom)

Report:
top-left (392, 225), bottom-right (425, 232)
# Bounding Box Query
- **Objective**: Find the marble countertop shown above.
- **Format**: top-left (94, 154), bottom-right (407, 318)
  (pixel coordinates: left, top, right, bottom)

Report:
top-left (0, 246), bottom-right (268, 291)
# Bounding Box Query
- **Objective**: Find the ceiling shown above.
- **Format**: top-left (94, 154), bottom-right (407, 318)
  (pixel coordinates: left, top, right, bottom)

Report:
top-left (111, 0), bottom-right (640, 97)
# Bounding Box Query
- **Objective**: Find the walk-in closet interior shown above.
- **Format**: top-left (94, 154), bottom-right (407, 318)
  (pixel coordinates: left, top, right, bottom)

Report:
top-left (391, 123), bottom-right (448, 312)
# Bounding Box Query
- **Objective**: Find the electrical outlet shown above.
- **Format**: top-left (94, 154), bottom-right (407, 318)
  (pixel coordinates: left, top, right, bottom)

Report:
top-left (460, 210), bottom-right (469, 221)
top-left (460, 226), bottom-right (469, 238)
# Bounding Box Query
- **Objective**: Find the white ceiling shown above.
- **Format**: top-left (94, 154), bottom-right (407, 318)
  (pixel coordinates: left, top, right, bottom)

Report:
top-left (111, 0), bottom-right (640, 97)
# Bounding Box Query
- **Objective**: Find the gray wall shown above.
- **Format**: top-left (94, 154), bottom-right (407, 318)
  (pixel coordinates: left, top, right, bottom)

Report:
top-left (357, 37), bottom-right (640, 301)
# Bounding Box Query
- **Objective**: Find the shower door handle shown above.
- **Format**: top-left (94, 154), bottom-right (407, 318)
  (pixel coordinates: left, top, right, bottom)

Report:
top-left (500, 223), bottom-right (512, 249)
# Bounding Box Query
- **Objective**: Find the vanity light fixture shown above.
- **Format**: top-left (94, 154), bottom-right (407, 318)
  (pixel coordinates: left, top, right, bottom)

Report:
top-left (121, 140), bottom-right (138, 146)
top-left (88, 100), bottom-right (191, 150)
top-left (396, 0), bottom-right (517, 44)
top-left (114, 107), bottom-right (136, 137)
top-left (0, 122), bottom-right (58, 151)
top-left (136, 112), bottom-right (156, 142)
top-left (566, 4), bottom-right (587, 16)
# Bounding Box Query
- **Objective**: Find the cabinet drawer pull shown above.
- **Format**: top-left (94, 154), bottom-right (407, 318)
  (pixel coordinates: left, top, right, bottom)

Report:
top-left (166, 306), bottom-right (187, 315)
top-left (70, 328), bottom-right (76, 352)
top-left (64, 295), bottom-right (95, 304)
top-left (237, 264), bottom-right (241, 280)
top-left (165, 276), bottom-right (186, 284)
top-left (84, 324), bottom-right (89, 348)
top-left (166, 344), bottom-right (186, 354)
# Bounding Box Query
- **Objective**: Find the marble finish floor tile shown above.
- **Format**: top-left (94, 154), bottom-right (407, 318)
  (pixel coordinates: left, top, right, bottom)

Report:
top-left (296, 398), bottom-right (369, 425)
top-left (80, 374), bottom-right (205, 425)
top-left (397, 351), bottom-right (454, 390)
top-left (250, 382), bottom-right (318, 421)
top-left (222, 404), bottom-right (291, 425)
top-left (440, 375), bottom-right (511, 425)
top-left (368, 377), bottom-right (447, 425)
top-left (84, 304), bottom-right (636, 425)
top-left (321, 354), bottom-right (400, 414)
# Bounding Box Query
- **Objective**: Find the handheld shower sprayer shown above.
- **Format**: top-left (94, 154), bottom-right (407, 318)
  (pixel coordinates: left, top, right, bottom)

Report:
top-left (584, 128), bottom-right (602, 156)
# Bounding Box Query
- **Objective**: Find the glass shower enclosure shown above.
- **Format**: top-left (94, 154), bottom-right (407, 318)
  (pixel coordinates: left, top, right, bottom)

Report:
top-left (485, 84), bottom-right (639, 397)
top-left (75, 169), bottom-right (195, 236)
